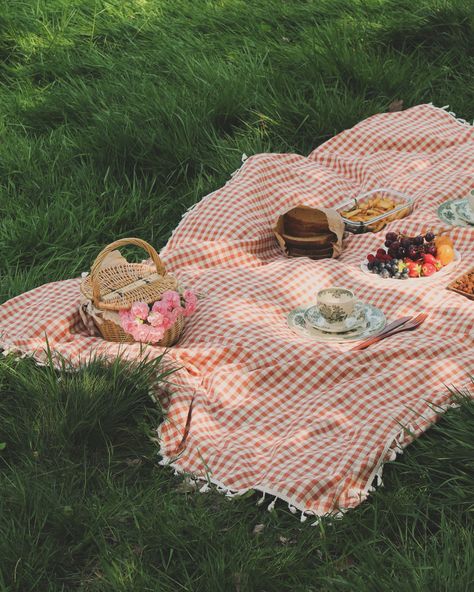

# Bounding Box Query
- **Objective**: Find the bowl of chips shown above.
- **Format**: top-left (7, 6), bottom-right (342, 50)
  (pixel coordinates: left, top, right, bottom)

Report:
top-left (337, 188), bottom-right (413, 233)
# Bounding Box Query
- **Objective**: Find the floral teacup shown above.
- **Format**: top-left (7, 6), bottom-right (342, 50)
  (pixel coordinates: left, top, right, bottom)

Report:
top-left (316, 287), bottom-right (356, 329)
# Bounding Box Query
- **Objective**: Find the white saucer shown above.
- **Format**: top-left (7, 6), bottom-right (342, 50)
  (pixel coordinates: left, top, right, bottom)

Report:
top-left (304, 302), bottom-right (366, 333)
top-left (437, 199), bottom-right (473, 228)
top-left (288, 303), bottom-right (386, 343)
top-left (458, 200), bottom-right (474, 224)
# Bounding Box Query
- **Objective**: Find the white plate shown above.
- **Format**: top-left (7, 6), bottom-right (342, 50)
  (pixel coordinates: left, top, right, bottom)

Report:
top-left (437, 199), bottom-right (474, 228)
top-left (458, 201), bottom-right (474, 224)
top-left (287, 303), bottom-right (386, 343)
top-left (360, 250), bottom-right (461, 281)
top-left (304, 302), bottom-right (366, 333)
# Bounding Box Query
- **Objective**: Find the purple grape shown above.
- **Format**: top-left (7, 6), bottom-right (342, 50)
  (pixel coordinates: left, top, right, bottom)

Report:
top-left (398, 247), bottom-right (406, 258)
top-left (401, 238), bottom-right (411, 249)
top-left (386, 232), bottom-right (398, 242)
top-left (413, 235), bottom-right (424, 246)
top-left (425, 232), bottom-right (435, 242)
top-left (426, 244), bottom-right (436, 256)
top-left (385, 240), bottom-right (393, 248)
top-left (407, 246), bottom-right (418, 260)
top-left (388, 247), bottom-right (398, 258)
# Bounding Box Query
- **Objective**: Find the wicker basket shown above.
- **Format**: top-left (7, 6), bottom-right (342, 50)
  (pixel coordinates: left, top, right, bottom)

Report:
top-left (80, 237), bottom-right (185, 346)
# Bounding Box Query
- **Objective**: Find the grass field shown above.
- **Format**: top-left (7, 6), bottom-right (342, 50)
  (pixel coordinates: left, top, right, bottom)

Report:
top-left (1, 0), bottom-right (473, 590)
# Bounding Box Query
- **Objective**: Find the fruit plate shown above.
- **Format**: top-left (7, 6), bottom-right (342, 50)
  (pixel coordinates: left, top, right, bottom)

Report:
top-left (360, 250), bottom-right (461, 281)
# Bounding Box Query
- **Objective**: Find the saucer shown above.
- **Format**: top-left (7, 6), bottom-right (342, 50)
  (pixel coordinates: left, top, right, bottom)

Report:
top-left (457, 200), bottom-right (474, 224)
top-left (287, 303), bottom-right (386, 343)
top-left (437, 199), bottom-right (474, 228)
top-left (304, 302), bottom-right (366, 333)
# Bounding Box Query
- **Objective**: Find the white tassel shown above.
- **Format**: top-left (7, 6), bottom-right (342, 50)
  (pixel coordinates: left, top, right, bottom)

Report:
top-left (288, 504), bottom-right (297, 514)
top-left (374, 466), bottom-right (384, 487)
top-left (256, 492), bottom-right (266, 506)
top-left (388, 449), bottom-right (398, 462)
top-left (300, 512), bottom-right (308, 523)
top-left (225, 489), bottom-right (240, 498)
top-left (199, 483), bottom-right (210, 493)
top-left (267, 497), bottom-right (277, 512)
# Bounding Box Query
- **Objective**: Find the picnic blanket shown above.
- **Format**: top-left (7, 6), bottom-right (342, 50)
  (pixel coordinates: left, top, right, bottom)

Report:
top-left (1, 104), bottom-right (473, 518)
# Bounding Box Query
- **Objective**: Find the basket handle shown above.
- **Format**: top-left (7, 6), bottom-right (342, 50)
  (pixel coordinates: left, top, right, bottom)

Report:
top-left (90, 237), bottom-right (166, 306)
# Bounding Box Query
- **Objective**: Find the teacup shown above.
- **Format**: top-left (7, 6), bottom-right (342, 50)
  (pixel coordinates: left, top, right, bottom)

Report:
top-left (317, 287), bottom-right (355, 328)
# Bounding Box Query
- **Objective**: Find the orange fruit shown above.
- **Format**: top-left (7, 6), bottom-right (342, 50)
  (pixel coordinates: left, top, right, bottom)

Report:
top-left (435, 235), bottom-right (453, 248)
top-left (437, 243), bottom-right (455, 266)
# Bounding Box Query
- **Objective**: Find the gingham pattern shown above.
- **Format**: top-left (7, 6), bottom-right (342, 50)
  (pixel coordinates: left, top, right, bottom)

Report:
top-left (1, 105), bottom-right (473, 516)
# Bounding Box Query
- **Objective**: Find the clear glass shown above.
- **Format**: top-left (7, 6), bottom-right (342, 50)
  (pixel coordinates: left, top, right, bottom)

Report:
top-left (336, 188), bottom-right (414, 233)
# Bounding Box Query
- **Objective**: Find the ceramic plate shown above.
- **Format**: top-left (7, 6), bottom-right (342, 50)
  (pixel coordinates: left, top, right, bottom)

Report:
top-left (304, 302), bottom-right (366, 333)
top-left (287, 303), bottom-right (386, 343)
top-left (457, 200), bottom-right (474, 224)
top-left (437, 199), bottom-right (474, 228)
top-left (360, 250), bottom-right (461, 282)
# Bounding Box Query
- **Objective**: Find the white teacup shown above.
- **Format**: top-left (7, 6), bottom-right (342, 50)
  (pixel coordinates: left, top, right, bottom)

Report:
top-left (468, 190), bottom-right (474, 213)
top-left (317, 287), bottom-right (355, 328)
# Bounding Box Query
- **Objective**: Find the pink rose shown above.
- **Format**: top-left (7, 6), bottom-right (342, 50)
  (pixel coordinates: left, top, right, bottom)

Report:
top-left (183, 290), bottom-right (197, 317)
top-left (133, 324), bottom-right (152, 342)
top-left (183, 301), bottom-right (196, 317)
top-left (119, 309), bottom-right (132, 323)
top-left (161, 314), bottom-right (173, 330)
top-left (148, 311), bottom-right (164, 328)
top-left (122, 319), bottom-right (138, 333)
top-left (151, 300), bottom-right (168, 315)
top-left (120, 310), bottom-right (139, 334)
top-left (148, 326), bottom-right (165, 343)
top-left (130, 302), bottom-right (149, 320)
top-left (168, 307), bottom-right (183, 324)
top-left (161, 290), bottom-right (181, 310)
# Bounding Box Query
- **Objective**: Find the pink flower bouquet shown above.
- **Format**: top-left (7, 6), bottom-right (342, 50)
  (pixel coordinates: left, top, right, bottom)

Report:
top-left (119, 289), bottom-right (198, 344)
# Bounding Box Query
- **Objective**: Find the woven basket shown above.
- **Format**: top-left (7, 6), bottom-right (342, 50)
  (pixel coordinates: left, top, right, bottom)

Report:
top-left (80, 237), bottom-right (184, 346)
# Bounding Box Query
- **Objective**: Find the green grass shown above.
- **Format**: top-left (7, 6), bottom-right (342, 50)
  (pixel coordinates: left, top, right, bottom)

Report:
top-left (0, 0), bottom-right (473, 589)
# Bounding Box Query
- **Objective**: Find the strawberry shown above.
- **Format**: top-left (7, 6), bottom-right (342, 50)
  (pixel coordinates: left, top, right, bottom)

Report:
top-left (367, 254), bottom-right (376, 263)
top-left (421, 262), bottom-right (437, 276)
top-left (405, 259), bottom-right (421, 277)
top-left (422, 253), bottom-right (441, 269)
top-left (376, 248), bottom-right (386, 258)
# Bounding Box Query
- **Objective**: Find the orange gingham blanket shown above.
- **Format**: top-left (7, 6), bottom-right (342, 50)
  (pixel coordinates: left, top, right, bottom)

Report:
top-left (1, 104), bottom-right (474, 518)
